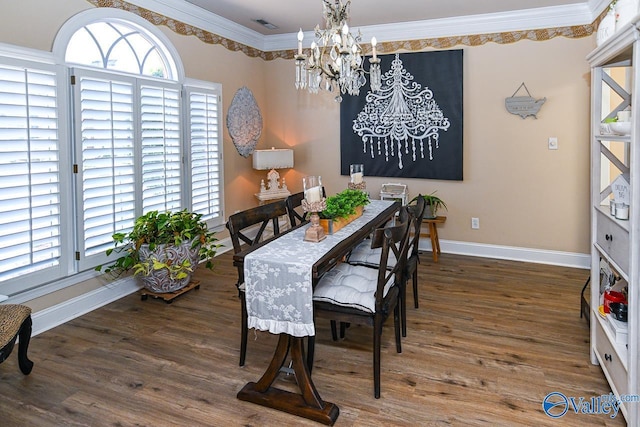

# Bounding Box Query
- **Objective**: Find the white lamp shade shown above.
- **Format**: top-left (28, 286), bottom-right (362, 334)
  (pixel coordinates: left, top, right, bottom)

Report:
top-left (252, 148), bottom-right (294, 170)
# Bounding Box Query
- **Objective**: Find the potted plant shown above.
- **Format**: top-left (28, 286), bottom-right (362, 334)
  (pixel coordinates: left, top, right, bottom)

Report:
top-left (319, 189), bottom-right (370, 234)
top-left (96, 210), bottom-right (221, 293)
top-left (412, 192), bottom-right (447, 219)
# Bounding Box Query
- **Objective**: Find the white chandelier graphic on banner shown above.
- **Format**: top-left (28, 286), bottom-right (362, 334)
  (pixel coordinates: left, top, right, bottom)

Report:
top-left (352, 54), bottom-right (451, 169)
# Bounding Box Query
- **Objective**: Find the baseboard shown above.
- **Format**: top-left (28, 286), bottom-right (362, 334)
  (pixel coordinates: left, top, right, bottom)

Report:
top-left (30, 237), bottom-right (588, 337)
top-left (31, 276), bottom-right (142, 337)
top-left (420, 239), bottom-right (590, 269)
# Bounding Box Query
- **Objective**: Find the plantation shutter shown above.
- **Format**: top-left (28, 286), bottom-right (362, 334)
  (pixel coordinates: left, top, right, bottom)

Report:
top-left (140, 82), bottom-right (182, 213)
top-left (73, 69), bottom-right (136, 270)
top-left (0, 61), bottom-right (65, 293)
top-left (185, 83), bottom-right (223, 227)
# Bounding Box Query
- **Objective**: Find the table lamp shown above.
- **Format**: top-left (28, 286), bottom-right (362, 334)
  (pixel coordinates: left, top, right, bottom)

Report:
top-left (253, 147), bottom-right (294, 202)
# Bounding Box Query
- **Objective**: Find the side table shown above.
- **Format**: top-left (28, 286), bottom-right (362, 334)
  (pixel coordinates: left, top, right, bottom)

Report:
top-left (421, 216), bottom-right (446, 262)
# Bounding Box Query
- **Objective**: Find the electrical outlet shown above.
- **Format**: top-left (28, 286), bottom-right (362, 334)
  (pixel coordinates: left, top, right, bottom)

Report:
top-left (471, 217), bottom-right (480, 229)
top-left (548, 137), bottom-right (558, 150)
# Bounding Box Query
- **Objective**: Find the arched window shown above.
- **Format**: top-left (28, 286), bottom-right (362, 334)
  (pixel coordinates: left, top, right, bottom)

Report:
top-left (0, 9), bottom-right (222, 295)
top-left (65, 20), bottom-right (177, 79)
top-left (58, 10), bottom-right (222, 271)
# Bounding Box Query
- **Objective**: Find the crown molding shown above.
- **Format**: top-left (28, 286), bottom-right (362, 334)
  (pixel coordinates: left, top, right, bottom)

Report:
top-left (124, 0), bottom-right (266, 49)
top-left (124, 0), bottom-right (604, 54)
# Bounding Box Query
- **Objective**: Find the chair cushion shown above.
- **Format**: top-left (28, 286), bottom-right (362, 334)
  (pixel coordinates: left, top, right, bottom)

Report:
top-left (347, 239), bottom-right (409, 269)
top-left (313, 263), bottom-right (393, 313)
top-left (0, 304), bottom-right (31, 347)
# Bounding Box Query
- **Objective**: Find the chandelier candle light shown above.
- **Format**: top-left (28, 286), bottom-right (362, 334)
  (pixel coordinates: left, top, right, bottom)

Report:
top-left (301, 176), bottom-right (327, 242)
top-left (295, 0), bottom-right (382, 102)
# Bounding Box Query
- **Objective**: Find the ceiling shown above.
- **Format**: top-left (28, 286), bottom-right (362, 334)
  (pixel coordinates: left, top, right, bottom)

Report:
top-left (182, 0), bottom-right (601, 35)
top-left (128, 0), bottom-right (606, 51)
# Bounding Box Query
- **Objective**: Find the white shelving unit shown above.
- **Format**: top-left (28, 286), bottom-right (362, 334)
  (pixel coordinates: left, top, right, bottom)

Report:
top-left (587, 18), bottom-right (640, 426)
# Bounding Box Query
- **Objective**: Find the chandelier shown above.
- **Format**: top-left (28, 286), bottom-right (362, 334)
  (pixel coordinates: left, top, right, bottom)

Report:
top-left (295, 0), bottom-right (381, 102)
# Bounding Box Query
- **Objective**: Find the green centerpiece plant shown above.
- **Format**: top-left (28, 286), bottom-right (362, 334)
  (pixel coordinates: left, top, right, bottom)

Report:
top-left (319, 189), bottom-right (370, 220)
top-left (318, 189), bottom-right (370, 234)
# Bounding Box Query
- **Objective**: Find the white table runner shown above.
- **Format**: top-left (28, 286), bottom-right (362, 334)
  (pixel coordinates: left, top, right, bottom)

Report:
top-left (244, 199), bottom-right (394, 337)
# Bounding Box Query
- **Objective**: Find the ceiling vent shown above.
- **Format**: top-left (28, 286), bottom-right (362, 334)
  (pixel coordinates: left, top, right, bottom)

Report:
top-left (254, 19), bottom-right (278, 30)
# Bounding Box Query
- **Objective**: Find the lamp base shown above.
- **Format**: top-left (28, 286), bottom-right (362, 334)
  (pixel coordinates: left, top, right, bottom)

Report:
top-left (255, 189), bottom-right (291, 202)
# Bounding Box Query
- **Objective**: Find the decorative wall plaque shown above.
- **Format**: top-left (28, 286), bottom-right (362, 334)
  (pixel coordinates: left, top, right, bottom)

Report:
top-left (227, 86), bottom-right (262, 157)
top-left (505, 82), bottom-right (546, 119)
top-left (340, 50), bottom-right (463, 180)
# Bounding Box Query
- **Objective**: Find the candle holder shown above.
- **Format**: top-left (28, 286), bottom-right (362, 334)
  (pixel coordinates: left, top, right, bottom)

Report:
top-left (301, 199), bottom-right (327, 242)
top-left (348, 164), bottom-right (366, 190)
top-left (302, 176), bottom-right (326, 242)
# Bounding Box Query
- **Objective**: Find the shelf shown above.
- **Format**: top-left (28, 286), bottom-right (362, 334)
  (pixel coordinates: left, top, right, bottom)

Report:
top-left (595, 204), bottom-right (630, 232)
top-left (596, 134), bottom-right (631, 142)
top-left (594, 308), bottom-right (629, 371)
top-left (586, 20), bottom-right (636, 66)
top-left (594, 243), bottom-right (630, 283)
top-left (589, 14), bottom-right (639, 425)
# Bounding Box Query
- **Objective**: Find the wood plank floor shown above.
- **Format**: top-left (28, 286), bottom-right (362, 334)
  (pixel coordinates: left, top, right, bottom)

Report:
top-left (0, 252), bottom-right (626, 426)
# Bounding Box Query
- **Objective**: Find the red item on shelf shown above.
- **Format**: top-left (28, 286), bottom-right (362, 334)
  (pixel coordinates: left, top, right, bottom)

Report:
top-left (604, 290), bottom-right (627, 314)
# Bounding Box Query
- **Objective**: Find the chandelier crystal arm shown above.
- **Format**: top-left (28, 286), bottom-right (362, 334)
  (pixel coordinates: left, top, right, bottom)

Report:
top-left (294, 0), bottom-right (382, 102)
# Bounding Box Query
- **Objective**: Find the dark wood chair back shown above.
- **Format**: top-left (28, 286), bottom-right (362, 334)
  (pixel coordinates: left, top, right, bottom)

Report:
top-left (226, 199), bottom-right (289, 255)
top-left (285, 192), bottom-right (307, 227)
top-left (372, 208), bottom-right (412, 311)
top-left (313, 208), bottom-right (411, 398)
top-left (407, 195), bottom-right (427, 259)
top-left (405, 194), bottom-right (427, 310)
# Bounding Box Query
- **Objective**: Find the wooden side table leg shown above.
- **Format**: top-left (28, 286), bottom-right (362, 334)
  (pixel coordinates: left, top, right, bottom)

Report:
top-left (429, 223), bottom-right (438, 262)
top-left (433, 225), bottom-right (441, 262)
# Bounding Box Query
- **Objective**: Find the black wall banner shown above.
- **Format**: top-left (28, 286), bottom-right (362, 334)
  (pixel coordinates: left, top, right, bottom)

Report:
top-left (340, 49), bottom-right (463, 180)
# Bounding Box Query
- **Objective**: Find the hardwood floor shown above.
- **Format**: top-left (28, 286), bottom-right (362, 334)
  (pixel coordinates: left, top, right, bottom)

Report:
top-left (0, 252), bottom-right (625, 426)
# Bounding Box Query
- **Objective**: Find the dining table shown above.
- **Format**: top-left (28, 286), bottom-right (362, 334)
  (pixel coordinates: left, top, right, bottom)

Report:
top-left (234, 199), bottom-right (399, 425)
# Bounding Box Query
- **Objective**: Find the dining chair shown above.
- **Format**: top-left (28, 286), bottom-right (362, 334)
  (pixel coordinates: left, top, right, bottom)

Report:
top-left (346, 197), bottom-right (425, 337)
top-left (226, 199), bottom-right (289, 366)
top-left (285, 191), bottom-right (308, 227)
top-left (312, 211), bottom-right (411, 398)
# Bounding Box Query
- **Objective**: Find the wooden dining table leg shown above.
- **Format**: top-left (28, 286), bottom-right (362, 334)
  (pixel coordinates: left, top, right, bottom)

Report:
top-left (307, 335), bottom-right (315, 374)
top-left (237, 334), bottom-right (339, 425)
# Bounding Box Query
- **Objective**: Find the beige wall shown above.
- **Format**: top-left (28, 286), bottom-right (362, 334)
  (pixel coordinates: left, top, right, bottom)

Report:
top-left (0, 0), bottom-right (595, 312)
top-left (265, 37), bottom-right (594, 253)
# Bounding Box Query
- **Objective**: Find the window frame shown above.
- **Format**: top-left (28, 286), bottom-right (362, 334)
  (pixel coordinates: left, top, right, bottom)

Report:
top-left (0, 53), bottom-right (73, 296)
top-left (0, 9), bottom-right (224, 299)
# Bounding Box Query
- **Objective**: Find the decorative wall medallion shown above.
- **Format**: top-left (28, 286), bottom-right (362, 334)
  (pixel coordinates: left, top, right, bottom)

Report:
top-left (505, 82), bottom-right (546, 119)
top-left (227, 87), bottom-right (262, 157)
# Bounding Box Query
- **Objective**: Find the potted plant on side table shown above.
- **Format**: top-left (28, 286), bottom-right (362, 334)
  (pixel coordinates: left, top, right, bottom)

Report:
top-left (412, 192), bottom-right (447, 219)
top-left (97, 210), bottom-right (221, 295)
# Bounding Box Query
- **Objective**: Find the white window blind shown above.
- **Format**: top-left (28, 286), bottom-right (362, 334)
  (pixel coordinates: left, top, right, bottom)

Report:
top-left (74, 69), bottom-right (136, 268)
top-left (140, 83), bottom-right (182, 213)
top-left (186, 84), bottom-right (223, 227)
top-left (0, 62), bottom-right (63, 286)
